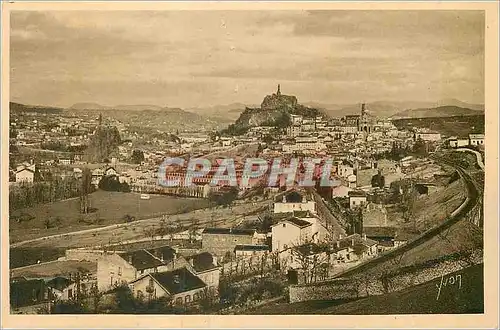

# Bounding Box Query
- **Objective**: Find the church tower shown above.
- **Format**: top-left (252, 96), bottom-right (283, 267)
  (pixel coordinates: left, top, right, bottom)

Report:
top-left (277, 84), bottom-right (281, 96)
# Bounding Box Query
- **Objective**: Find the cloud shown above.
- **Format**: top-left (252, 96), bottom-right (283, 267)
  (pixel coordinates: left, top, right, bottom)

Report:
top-left (10, 10), bottom-right (485, 108)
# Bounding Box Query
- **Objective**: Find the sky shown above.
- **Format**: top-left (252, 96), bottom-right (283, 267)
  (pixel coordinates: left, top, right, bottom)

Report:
top-left (10, 10), bottom-right (485, 109)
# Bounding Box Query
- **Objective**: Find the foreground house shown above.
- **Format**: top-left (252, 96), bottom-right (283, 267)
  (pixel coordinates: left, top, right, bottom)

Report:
top-left (271, 217), bottom-right (314, 252)
top-left (97, 246), bottom-right (189, 291)
top-left (185, 252), bottom-right (220, 294)
top-left (332, 234), bottom-right (378, 263)
top-left (129, 267), bottom-right (207, 306)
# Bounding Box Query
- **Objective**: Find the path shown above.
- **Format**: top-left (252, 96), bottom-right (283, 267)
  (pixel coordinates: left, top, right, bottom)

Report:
top-left (456, 148), bottom-right (485, 170)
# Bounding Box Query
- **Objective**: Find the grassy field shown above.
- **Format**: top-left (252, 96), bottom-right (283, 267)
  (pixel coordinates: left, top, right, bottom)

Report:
top-left (9, 190), bottom-right (209, 243)
top-left (13, 198), bottom-right (269, 249)
top-left (412, 178), bottom-right (466, 231)
top-left (10, 247), bottom-right (67, 268)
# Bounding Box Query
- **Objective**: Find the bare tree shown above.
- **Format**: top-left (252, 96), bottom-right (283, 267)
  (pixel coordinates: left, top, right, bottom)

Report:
top-left (80, 167), bottom-right (92, 214)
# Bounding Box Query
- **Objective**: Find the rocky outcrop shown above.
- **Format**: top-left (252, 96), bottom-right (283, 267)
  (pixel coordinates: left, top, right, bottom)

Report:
top-left (224, 85), bottom-right (325, 135)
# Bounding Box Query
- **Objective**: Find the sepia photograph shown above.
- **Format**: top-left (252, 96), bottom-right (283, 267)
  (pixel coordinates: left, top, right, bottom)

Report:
top-left (1, 1), bottom-right (498, 328)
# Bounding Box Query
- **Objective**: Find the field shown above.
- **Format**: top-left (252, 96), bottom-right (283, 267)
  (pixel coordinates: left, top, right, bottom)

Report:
top-left (9, 190), bottom-right (209, 242)
top-left (411, 178), bottom-right (466, 231)
top-left (12, 198), bottom-right (268, 249)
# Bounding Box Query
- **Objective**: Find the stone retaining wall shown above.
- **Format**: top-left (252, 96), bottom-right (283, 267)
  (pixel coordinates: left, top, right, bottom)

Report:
top-left (289, 250), bottom-right (483, 303)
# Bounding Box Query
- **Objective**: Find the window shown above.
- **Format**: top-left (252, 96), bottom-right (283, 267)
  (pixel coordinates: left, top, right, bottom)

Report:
top-left (68, 289), bottom-right (73, 299)
top-left (118, 267), bottom-right (122, 276)
top-left (140, 270), bottom-right (144, 275)
top-left (185, 295), bottom-right (191, 304)
top-left (193, 292), bottom-right (199, 301)
top-left (175, 297), bottom-right (183, 305)
top-left (282, 223), bottom-right (286, 227)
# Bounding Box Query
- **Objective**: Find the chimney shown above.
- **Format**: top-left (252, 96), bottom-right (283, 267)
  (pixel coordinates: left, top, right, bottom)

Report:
top-left (189, 258), bottom-right (194, 267)
top-left (128, 255), bottom-right (133, 265)
top-left (363, 234), bottom-right (367, 241)
top-left (282, 196), bottom-right (286, 203)
top-left (336, 240), bottom-right (340, 248)
top-left (173, 275), bottom-right (180, 284)
top-left (338, 234), bottom-right (342, 240)
top-left (351, 238), bottom-right (355, 246)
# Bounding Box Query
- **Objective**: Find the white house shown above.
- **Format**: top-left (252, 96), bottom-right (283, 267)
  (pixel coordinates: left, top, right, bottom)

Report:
top-left (271, 217), bottom-right (314, 252)
top-left (105, 167), bottom-right (118, 177)
top-left (331, 184), bottom-right (353, 198)
top-left (469, 133), bottom-right (485, 146)
top-left (15, 168), bottom-right (34, 183)
top-left (59, 159), bottom-right (72, 165)
top-left (348, 190), bottom-right (367, 209)
top-left (337, 163), bottom-right (354, 178)
top-left (273, 190), bottom-right (316, 214)
top-left (414, 131), bottom-right (441, 141)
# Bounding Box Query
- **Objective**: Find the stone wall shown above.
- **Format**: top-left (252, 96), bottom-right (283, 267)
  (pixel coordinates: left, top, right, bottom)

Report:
top-left (289, 250), bottom-right (483, 303)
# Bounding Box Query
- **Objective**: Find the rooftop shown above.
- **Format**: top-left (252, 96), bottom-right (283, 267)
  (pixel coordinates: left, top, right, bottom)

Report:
top-left (185, 252), bottom-right (219, 273)
top-left (281, 217), bottom-right (313, 228)
top-left (119, 249), bottom-right (164, 271)
top-left (234, 244), bottom-right (270, 252)
top-left (202, 228), bottom-right (256, 236)
top-left (348, 190), bottom-right (367, 197)
top-left (150, 267), bottom-right (206, 295)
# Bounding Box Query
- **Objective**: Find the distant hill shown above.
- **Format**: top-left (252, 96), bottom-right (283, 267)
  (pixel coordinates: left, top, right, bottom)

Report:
top-left (188, 103), bottom-right (258, 121)
top-left (70, 102), bottom-right (110, 110)
top-left (71, 103), bottom-right (166, 111)
top-left (436, 98), bottom-right (484, 111)
top-left (308, 100), bottom-right (484, 119)
top-left (10, 102), bottom-right (64, 114)
top-left (390, 106), bottom-right (483, 119)
top-left (113, 104), bottom-right (164, 111)
top-left (392, 115), bottom-right (484, 137)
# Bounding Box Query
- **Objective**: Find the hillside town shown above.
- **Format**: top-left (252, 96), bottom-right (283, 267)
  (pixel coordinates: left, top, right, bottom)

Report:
top-left (8, 85), bottom-right (485, 315)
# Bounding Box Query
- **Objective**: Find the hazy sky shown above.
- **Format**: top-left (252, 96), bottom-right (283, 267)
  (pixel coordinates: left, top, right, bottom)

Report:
top-left (10, 10), bottom-right (484, 108)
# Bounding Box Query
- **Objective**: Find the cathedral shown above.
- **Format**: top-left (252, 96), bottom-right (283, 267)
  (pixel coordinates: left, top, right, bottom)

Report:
top-left (358, 103), bottom-right (375, 133)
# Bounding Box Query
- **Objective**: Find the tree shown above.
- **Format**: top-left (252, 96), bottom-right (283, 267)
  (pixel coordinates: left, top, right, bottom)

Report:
top-left (189, 218), bottom-right (200, 243)
top-left (80, 168), bottom-right (92, 214)
top-left (89, 284), bottom-right (102, 313)
top-left (412, 138), bottom-right (428, 157)
top-left (208, 187), bottom-right (239, 208)
top-left (131, 150), bottom-right (145, 164)
top-left (400, 184), bottom-right (417, 223)
top-left (98, 175), bottom-right (130, 192)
